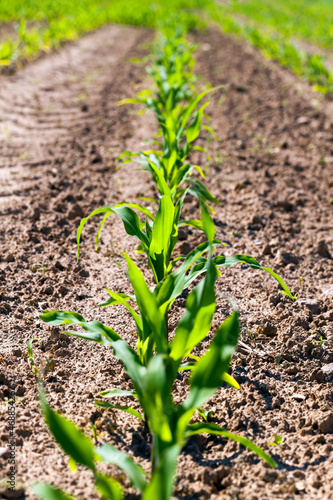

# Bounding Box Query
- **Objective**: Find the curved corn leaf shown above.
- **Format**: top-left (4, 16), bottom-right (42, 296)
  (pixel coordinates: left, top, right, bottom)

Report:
top-left (40, 311), bottom-right (120, 343)
top-left (76, 206), bottom-right (149, 259)
top-left (96, 444), bottom-right (147, 492)
top-left (178, 219), bottom-right (203, 231)
top-left (170, 255), bottom-right (217, 363)
top-left (95, 474), bottom-right (123, 500)
top-left (188, 178), bottom-right (219, 207)
top-left (221, 372), bottom-right (240, 389)
top-left (218, 255), bottom-right (296, 300)
top-left (185, 423), bottom-right (277, 468)
top-left (114, 202), bottom-right (154, 221)
top-left (100, 389), bottom-right (137, 398)
top-left (123, 253), bottom-right (167, 354)
top-left (39, 387), bottom-right (96, 471)
top-left (99, 292), bottom-right (133, 307)
top-left (61, 330), bottom-right (113, 346)
top-left (99, 289), bottom-right (142, 337)
top-left (31, 484), bottom-right (78, 500)
top-left (94, 402), bottom-right (143, 421)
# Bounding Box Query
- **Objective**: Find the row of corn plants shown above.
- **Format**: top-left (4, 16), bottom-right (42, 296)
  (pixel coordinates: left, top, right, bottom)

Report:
top-left (31, 19), bottom-right (295, 500)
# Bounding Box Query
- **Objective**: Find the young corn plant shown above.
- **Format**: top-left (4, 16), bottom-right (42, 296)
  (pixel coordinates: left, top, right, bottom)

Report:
top-left (77, 197), bottom-right (295, 295)
top-left (34, 237), bottom-right (278, 500)
top-left (118, 20), bottom-right (217, 208)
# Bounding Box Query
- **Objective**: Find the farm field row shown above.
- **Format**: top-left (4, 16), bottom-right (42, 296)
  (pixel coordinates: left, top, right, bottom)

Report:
top-left (0, 14), bottom-right (333, 500)
top-left (2, 1), bottom-right (333, 95)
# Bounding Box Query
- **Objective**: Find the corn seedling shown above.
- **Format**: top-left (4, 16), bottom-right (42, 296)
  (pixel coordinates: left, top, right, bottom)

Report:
top-left (27, 337), bottom-right (39, 377)
top-left (35, 245), bottom-right (277, 500)
top-left (118, 20), bottom-right (218, 209)
top-left (268, 434), bottom-right (285, 447)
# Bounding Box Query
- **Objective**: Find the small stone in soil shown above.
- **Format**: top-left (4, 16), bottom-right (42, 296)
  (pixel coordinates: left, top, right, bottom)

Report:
top-left (322, 363), bottom-right (333, 374)
top-left (292, 393), bottom-right (306, 401)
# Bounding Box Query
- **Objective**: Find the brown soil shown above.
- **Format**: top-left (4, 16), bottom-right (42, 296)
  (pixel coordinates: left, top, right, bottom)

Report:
top-left (0, 23), bottom-right (333, 500)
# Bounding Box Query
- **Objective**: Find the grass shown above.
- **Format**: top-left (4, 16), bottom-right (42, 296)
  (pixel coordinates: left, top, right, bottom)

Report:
top-left (218, 0), bottom-right (333, 51)
top-left (0, 0), bottom-right (207, 66)
top-left (203, 0), bottom-right (333, 94)
top-left (2, 1), bottom-right (333, 94)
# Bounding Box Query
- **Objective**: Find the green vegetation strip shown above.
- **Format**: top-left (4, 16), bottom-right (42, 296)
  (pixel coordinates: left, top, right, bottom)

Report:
top-left (0, 0), bottom-right (206, 66)
top-left (204, 0), bottom-right (333, 95)
top-left (2, 0), bottom-right (333, 94)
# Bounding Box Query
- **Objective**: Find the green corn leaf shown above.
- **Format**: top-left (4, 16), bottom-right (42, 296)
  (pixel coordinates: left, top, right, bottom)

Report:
top-left (117, 97), bottom-right (144, 106)
top-left (98, 292), bottom-right (133, 307)
top-left (183, 310), bottom-right (239, 411)
top-left (140, 196), bottom-right (159, 204)
top-left (156, 239), bottom-right (221, 311)
top-left (95, 474), bottom-right (123, 500)
top-left (217, 255), bottom-right (296, 300)
top-left (27, 337), bottom-right (38, 372)
top-left (76, 206), bottom-right (149, 259)
top-left (185, 423), bottom-right (277, 468)
top-left (179, 87), bottom-right (218, 132)
top-left (142, 356), bottom-right (174, 441)
top-left (146, 158), bottom-right (172, 197)
top-left (145, 218), bottom-right (153, 243)
top-left (183, 261), bottom-right (208, 288)
top-left (114, 202), bottom-right (154, 221)
top-left (123, 253), bottom-right (167, 353)
top-left (262, 266), bottom-right (297, 300)
top-left (155, 267), bottom-right (186, 312)
top-left (170, 254), bottom-right (216, 363)
top-left (178, 366), bottom-right (240, 390)
top-left (96, 444), bottom-right (147, 492)
top-left (178, 362), bottom-right (196, 371)
top-left (31, 484), bottom-right (78, 500)
top-left (111, 340), bottom-right (146, 398)
top-left (149, 195), bottom-right (175, 282)
top-left (180, 253), bottom-right (295, 301)
top-left (39, 387), bottom-right (96, 471)
top-left (142, 444), bottom-right (181, 500)
top-left (96, 212), bottom-right (112, 250)
top-left (180, 240), bottom-right (220, 272)
top-left (61, 330), bottom-right (113, 346)
top-left (99, 289), bottom-right (143, 337)
top-left (100, 389), bottom-right (137, 398)
top-left (188, 178), bottom-right (219, 206)
top-left (185, 101), bottom-right (210, 144)
top-left (201, 202), bottom-right (215, 244)
top-left (221, 372), bottom-right (240, 389)
top-left (39, 310), bottom-right (85, 325)
top-left (40, 311), bottom-right (121, 343)
top-left (169, 163), bottom-right (193, 191)
top-left (94, 402), bottom-right (143, 421)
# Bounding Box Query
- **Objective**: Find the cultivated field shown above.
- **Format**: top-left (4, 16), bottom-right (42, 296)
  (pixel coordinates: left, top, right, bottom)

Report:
top-left (0, 2), bottom-right (333, 500)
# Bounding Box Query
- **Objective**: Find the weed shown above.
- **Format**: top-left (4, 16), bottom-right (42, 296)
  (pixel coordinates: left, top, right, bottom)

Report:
top-left (268, 434), bottom-right (285, 447)
top-left (27, 338), bottom-right (39, 377)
